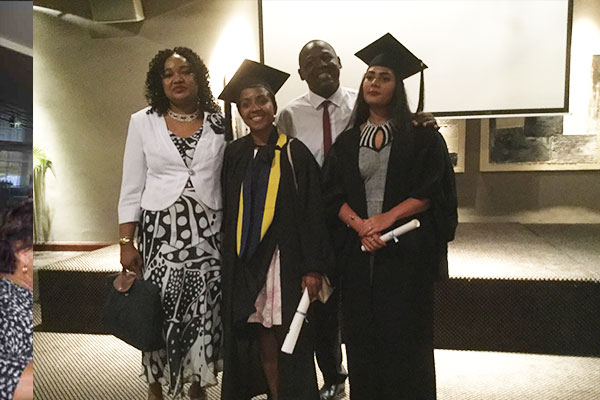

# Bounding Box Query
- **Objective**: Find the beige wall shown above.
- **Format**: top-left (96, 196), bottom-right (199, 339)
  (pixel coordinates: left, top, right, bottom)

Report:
top-left (33, 0), bottom-right (259, 242)
top-left (34, 0), bottom-right (599, 244)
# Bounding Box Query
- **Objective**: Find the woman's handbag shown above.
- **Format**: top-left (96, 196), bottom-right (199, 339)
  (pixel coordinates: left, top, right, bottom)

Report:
top-left (102, 270), bottom-right (164, 351)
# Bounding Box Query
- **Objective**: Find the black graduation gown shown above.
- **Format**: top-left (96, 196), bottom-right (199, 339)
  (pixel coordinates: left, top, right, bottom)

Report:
top-left (321, 124), bottom-right (457, 400)
top-left (220, 130), bottom-right (331, 400)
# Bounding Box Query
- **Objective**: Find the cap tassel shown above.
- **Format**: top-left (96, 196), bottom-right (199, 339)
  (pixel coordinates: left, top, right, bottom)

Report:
top-left (222, 75), bottom-right (233, 141)
top-left (417, 68), bottom-right (425, 113)
top-left (224, 101), bottom-right (233, 141)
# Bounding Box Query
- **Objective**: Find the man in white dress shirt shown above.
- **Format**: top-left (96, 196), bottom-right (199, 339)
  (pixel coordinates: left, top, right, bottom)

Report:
top-left (277, 39), bottom-right (352, 400)
top-left (277, 40), bottom-right (356, 168)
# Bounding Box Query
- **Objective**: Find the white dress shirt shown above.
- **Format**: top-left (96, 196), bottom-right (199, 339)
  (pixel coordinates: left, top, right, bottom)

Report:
top-left (277, 86), bottom-right (357, 167)
top-left (118, 107), bottom-right (226, 223)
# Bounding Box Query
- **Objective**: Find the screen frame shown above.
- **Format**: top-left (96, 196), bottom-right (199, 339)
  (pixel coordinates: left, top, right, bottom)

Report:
top-left (257, 0), bottom-right (574, 117)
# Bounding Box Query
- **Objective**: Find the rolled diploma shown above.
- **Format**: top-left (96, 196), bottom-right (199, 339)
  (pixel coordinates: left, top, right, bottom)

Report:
top-left (281, 287), bottom-right (310, 354)
top-left (361, 219), bottom-right (420, 252)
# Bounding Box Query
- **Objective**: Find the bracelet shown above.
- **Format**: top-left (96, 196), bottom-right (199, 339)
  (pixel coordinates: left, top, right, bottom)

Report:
top-left (346, 214), bottom-right (359, 228)
top-left (119, 236), bottom-right (133, 245)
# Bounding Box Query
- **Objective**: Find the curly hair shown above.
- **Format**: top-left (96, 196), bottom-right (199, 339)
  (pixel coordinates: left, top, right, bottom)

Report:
top-left (0, 200), bottom-right (33, 274)
top-left (144, 47), bottom-right (220, 116)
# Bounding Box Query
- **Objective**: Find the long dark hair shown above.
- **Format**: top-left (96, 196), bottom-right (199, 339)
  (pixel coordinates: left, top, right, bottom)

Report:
top-left (348, 70), bottom-right (414, 134)
top-left (144, 47), bottom-right (220, 116)
top-left (0, 200), bottom-right (33, 274)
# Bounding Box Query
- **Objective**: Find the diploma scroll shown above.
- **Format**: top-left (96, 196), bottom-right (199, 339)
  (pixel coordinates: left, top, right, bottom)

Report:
top-left (361, 219), bottom-right (420, 252)
top-left (281, 288), bottom-right (310, 354)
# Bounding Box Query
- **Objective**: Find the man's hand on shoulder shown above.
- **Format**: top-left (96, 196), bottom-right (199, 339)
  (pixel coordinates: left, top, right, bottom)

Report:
top-left (412, 112), bottom-right (438, 130)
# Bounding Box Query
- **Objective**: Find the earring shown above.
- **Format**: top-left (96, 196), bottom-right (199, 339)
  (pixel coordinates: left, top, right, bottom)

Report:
top-left (22, 265), bottom-right (28, 273)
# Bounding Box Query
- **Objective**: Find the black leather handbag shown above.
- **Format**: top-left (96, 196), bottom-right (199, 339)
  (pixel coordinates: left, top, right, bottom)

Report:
top-left (102, 271), bottom-right (164, 351)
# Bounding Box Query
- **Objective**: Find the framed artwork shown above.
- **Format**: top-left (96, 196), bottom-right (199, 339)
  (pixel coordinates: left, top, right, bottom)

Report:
top-left (438, 118), bottom-right (466, 173)
top-left (480, 53), bottom-right (600, 172)
top-left (480, 116), bottom-right (600, 171)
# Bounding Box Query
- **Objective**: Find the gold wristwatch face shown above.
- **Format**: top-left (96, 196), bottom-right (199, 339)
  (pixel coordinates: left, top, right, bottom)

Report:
top-left (119, 237), bottom-right (132, 245)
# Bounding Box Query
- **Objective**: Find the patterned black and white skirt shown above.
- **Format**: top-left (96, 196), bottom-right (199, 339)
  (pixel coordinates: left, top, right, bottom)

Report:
top-left (138, 190), bottom-right (222, 397)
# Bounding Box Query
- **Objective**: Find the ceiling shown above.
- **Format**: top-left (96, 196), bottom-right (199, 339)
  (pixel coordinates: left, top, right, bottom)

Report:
top-left (0, 2), bottom-right (33, 51)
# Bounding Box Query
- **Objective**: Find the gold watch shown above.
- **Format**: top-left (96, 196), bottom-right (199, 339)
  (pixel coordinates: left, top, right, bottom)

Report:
top-left (119, 236), bottom-right (133, 245)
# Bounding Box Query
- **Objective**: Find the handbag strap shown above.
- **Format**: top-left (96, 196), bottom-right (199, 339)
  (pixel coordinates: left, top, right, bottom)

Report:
top-left (114, 270), bottom-right (137, 292)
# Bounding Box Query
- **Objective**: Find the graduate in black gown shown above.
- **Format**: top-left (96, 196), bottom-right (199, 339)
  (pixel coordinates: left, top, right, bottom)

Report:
top-left (322, 34), bottom-right (458, 399)
top-left (219, 60), bottom-right (332, 400)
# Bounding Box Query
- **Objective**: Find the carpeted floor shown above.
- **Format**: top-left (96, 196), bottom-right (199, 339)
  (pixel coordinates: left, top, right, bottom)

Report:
top-left (33, 329), bottom-right (600, 400)
top-left (447, 223), bottom-right (600, 279)
top-left (33, 223), bottom-right (600, 399)
top-left (33, 223), bottom-right (600, 281)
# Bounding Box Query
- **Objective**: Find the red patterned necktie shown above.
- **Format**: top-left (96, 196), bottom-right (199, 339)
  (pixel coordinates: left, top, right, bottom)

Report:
top-left (322, 100), bottom-right (332, 156)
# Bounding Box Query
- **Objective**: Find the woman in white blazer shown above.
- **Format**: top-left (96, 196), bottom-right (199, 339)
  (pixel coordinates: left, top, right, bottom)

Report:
top-left (118, 47), bottom-right (225, 400)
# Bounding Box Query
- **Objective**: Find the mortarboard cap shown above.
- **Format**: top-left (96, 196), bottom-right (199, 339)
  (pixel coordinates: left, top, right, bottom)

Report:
top-left (218, 59), bottom-right (290, 104)
top-left (355, 33), bottom-right (427, 111)
top-left (355, 33), bottom-right (427, 80)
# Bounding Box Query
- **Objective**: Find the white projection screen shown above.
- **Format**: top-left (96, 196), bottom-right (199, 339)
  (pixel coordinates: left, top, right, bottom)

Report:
top-left (261, 0), bottom-right (572, 116)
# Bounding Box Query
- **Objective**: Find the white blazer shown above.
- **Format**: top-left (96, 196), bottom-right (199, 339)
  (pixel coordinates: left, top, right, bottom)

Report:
top-left (118, 107), bottom-right (226, 224)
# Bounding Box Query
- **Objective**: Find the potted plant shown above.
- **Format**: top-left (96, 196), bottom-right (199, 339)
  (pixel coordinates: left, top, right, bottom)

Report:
top-left (33, 146), bottom-right (54, 243)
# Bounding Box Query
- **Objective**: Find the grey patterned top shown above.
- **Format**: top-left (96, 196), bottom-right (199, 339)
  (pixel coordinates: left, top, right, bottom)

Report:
top-left (359, 143), bottom-right (392, 218)
top-left (359, 119), bottom-right (394, 151)
top-left (0, 279), bottom-right (32, 399)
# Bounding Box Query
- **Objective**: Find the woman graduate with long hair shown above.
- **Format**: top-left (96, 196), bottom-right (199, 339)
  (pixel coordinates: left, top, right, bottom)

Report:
top-left (322, 34), bottom-right (457, 399)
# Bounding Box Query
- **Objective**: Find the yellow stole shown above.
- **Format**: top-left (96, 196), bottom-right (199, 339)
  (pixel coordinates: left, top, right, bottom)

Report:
top-left (236, 132), bottom-right (288, 256)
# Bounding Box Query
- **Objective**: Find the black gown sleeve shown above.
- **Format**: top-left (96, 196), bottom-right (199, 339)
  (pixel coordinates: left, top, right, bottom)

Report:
top-left (321, 140), bottom-right (348, 226)
top-left (288, 138), bottom-right (333, 277)
top-left (320, 135), bottom-right (357, 283)
top-left (408, 127), bottom-right (458, 243)
top-left (405, 127), bottom-right (458, 279)
top-left (408, 127), bottom-right (449, 200)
